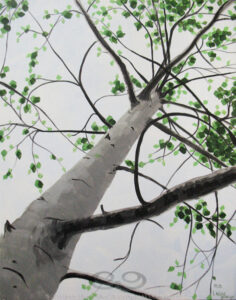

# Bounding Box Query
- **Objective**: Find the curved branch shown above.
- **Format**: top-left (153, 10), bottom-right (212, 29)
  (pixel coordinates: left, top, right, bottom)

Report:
top-left (60, 271), bottom-right (160, 300)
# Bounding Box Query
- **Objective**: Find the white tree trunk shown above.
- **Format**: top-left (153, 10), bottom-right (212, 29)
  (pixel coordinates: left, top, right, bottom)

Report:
top-left (0, 96), bottom-right (162, 299)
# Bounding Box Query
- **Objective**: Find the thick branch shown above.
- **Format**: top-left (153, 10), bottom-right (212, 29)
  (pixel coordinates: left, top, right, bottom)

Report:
top-left (75, 0), bottom-right (137, 106)
top-left (52, 166), bottom-right (236, 247)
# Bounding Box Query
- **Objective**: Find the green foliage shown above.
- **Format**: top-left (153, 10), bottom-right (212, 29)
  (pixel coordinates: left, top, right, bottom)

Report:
top-left (0, 1), bottom-right (235, 298)
top-left (35, 179), bottom-right (43, 189)
top-left (130, 75), bottom-right (142, 88)
top-left (76, 137), bottom-right (94, 151)
top-left (125, 159), bottom-right (134, 169)
top-left (106, 115), bottom-right (116, 126)
top-left (3, 168), bottom-right (12, 179)
top-left (62, 10), bottom-right (72, 19)
top-left (15, 149), bottom-right (22, 159)
top-left (110, 76), bottom-right (125, 94)
top-left (206, 28), bottom-right (232, 48)
top-left (170, 282), bottom-right (182, 291)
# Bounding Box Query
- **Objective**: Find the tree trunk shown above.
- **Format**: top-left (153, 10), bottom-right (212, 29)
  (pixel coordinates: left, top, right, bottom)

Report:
top-left (0, 95), bottom-right (162, 299)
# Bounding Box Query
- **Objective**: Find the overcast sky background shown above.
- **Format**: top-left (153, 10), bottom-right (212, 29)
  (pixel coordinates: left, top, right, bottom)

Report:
top-left (0, 1), bottom-right (235, 299)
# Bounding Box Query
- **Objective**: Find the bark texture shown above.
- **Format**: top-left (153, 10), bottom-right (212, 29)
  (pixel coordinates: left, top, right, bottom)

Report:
top-left (55, 166), bottom-right (236, 238)
top-left (0, 96), bottom-right (162, 299)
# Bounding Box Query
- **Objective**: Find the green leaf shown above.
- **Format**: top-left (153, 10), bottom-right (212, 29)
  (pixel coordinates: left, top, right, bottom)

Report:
top-left (3, 66), bottom-right (10, 73)
top-left (1, 149), bottom-right (7, 158)
top-left (56, 75), bottom-right (62, 80)
top-left (168, 266), bottom-right (175, 272)
top-left (62, 10), bottom-right (72, 19)
top-left (22, 3), bottom-right (29, 11)
top-left (170, 282), bottom-right (182, 291)
top-left (50, 154), bottom-right (56, 160)
top-left (7, 0), bottom-right (17, 8)
top-left (1, 17), bottom-right (9, 25)
top-left (35, 179), bottom-right (43, 188)
top-left (116, 30), bottom-right (125, 38)
top-left (138, 161), bottom-right (145, 168)
top-left (130, 0), bottom-right (137, 9)
top-left (31, 96), bottom-right (40, 104)
top-left (175, 259), bottom-right (179, 266)
top-left (31, 52), bottom-right (38, 59)
top-left (134, 22), bottom-right (142, 31)
top-left (9, 80), bottom-right (17, 89)
top-left (3, 169), bottom-right (12, 179)
top-left (15, 149), bottom-right (22, 159)
top-left (91, 122), bottom-right (99, 131)
top-left (0, 130), bottom-right (4, 142)
top-left (179, 144), bottom-right (187, 154)
top-left (24, 104), bottom-right (31, 113)
top-left (3, 24), bottom-right (11, 32)
top-left (125, 160), bottom-right (134, 168)
top-left (0, 89), bottom-right (7, 96)
top-left (106, 115), bottom-right (116, 125)
top-left (30, 163), bottom-right (36, 173)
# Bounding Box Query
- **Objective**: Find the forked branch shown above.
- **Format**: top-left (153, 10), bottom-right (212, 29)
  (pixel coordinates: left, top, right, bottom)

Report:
top-left (139, 0), bottom-right (235, 99)
top-left (75, 0), bottom-right (138, 107)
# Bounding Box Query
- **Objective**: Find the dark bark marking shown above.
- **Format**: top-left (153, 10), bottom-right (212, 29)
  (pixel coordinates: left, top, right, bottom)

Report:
top-left (71, 178), bottom-right (91, 188)
top-left (2, 267), bottom-right (28, 287)
top-left (4, 220), bottom-right (16, 237)
top-left (105, 133), bottom-right (111, 140)
top-left (33, 245), bottom-right (54, 264)
top-left (44, 217), bottom-right (65, 221)
top-left (37, 196), bottom-right (47, 201)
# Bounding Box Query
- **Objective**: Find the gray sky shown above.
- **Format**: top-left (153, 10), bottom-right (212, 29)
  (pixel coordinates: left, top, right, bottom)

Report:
top-left (0, 1), bottom-right (235, 299)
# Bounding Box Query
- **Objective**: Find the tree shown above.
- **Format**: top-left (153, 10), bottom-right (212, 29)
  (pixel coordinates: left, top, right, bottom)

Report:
top-left (0, 0), bottom-right (235, 299)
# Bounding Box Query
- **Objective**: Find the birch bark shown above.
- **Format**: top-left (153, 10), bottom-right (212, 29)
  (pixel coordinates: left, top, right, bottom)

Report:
top-left (0, 95), bottom-right (162, 299)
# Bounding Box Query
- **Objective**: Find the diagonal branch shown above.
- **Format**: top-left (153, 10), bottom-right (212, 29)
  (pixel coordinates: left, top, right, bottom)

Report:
top-left (52, 166), bottom-right (236, 248)
top-left (116, 165), bottom-right (167, 190)
top-left (75, 0), bottom-right (138, 107)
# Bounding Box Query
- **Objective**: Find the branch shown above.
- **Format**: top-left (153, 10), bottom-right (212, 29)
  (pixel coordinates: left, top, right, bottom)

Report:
top-left (153, 122), bottom-right (227, 167)
top-left (52, 167), bottom-right (236, 248)
top-left (75, 0), bottom-right (138, 107)
top-left (116, 165), bottom-right (167, 190)
top-left (60, 271), bottom-right (160, 300)
top-left (139, 0), bottom-right (234, 98)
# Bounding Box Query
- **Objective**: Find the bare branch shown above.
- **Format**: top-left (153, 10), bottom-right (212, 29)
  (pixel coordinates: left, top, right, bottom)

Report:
top-left (60, 271), bottom-right (160, 300)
